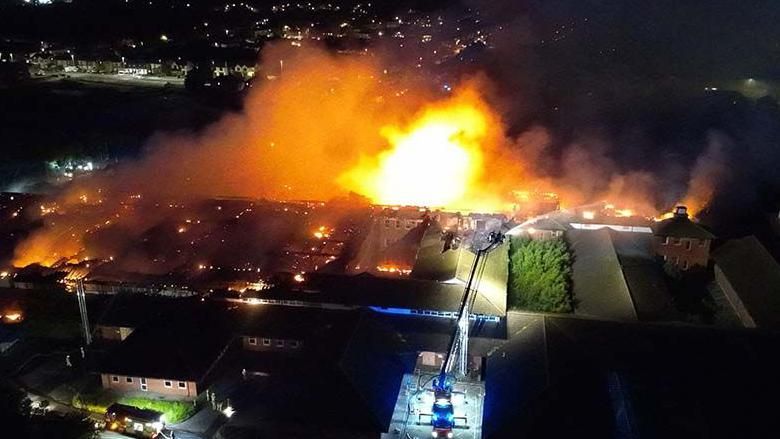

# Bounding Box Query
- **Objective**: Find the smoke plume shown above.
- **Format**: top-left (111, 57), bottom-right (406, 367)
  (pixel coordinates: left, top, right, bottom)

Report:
top-left (9, 43), bottom-right (737, 270)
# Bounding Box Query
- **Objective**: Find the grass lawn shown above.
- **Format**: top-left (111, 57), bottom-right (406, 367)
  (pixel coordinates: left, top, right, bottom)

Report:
top-left (73, 390), bottom-right (196, 423)
top-left (118, 396), bottom-right (196, 423)
top-left (72, 389), bottom-right (115, 414)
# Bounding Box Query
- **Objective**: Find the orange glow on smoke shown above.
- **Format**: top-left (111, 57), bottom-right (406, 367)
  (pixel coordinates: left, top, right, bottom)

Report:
top-left (9, 45), bottom-right (712, 270)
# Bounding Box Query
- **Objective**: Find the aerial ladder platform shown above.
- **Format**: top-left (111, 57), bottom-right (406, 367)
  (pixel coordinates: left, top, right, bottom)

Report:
top-left (430, 231), bottom-right (504, 438)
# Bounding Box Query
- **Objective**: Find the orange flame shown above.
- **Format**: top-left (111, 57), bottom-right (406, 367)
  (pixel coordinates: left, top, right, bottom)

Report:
top-left (340, 88), bottom-right (505, 211)
top-left (341, 102), bottom-right (484, 208)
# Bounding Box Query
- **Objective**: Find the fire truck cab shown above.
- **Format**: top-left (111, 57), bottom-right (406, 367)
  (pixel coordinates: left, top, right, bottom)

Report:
top-left (431, 396), bottom-right (455, 438)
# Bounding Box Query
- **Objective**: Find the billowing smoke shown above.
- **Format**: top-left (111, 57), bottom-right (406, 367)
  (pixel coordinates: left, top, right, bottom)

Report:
top-left (8, 42), bottom-right (754, 270)
top-left (12, 44), bottom-right (421, 269)
top-left (677, 133), bottom-right (730, 217)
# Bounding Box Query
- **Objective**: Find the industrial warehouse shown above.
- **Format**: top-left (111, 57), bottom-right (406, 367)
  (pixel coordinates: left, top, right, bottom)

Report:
top-left (3, 187), bottom-right (780, 438)
top-left (5, 0), bottom-right (780, 437)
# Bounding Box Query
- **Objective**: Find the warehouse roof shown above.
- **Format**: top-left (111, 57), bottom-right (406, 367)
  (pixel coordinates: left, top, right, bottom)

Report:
top-left (567, 229), bottom-right (638, 321)
top-left (484, 312), bottom-right (780, 438)
top-left (259, 271), bottom-right (506, 316)
top-left (713, 235), bottom-right (780, 328)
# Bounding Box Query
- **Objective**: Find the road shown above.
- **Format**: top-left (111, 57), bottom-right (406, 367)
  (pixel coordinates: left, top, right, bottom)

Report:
top-left (35, 72), bottom-right (184, 89)
top-left (99, 430), bottom-right (204, 439)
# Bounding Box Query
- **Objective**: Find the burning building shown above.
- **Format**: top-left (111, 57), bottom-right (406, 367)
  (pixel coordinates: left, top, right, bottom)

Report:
top-left (511, 190), bottom-right (560, 220)
top-left (349, 206), bottom-right (507, 278)
top-left (2, 45), bottom-right (733, 302)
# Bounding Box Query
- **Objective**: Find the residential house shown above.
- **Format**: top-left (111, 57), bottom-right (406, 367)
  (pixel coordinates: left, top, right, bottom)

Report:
top-left (232, 63), bottom-right (256, 79)
top-left (99, 324), bottom-right (231, 400)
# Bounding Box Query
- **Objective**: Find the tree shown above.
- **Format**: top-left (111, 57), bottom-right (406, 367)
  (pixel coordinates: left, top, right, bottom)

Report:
top-left (184, 65), bottom-right (211, 92)
top-left (664, 263), bottom-right (717, 323)
top-left (508, 237), bottom-right (573, 313)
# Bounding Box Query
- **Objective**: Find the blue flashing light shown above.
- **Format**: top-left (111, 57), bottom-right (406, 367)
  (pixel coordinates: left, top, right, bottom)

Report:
top-left (432, 400), bottom-right (455, 429)
top-left (368, 306), bottom-right (501, 323)
top-left (368, 306), bottom-right (412, 315)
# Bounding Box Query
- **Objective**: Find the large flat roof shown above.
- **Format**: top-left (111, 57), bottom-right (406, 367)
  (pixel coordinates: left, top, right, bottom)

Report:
top-left (567, 229), bottom-right (638, 321)
top-left (253, 271), bottom-right (506, 316)
top-left (713, 236), bottom-right (780, 328)
top-left (484, 312), bottom-right (780, 438)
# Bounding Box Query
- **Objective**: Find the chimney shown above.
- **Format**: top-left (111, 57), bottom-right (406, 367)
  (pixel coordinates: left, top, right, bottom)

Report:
top-left (674, 205), bottom-right (688, 218)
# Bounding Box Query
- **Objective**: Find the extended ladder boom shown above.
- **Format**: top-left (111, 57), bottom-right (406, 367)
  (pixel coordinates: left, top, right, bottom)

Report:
top-left (438, 231), bottom-right (503, 382)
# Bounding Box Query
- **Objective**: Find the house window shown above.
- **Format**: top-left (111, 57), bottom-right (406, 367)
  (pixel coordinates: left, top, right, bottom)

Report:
top-left (682, 260), bottom-right (689, 270)
top-left (126, 377), bottom-right (133, 383)
top-left (384, 220), bottom-right (391, 227)
top-left (262, 338), bottom-right (271, 346)
top-left (164, 380), bottom-right (172, 388)
top-left (111, 376), bottom-right (119, 383)
top-left (699, 239), bottom-right (706, 247)
top-left (290, 340), bottom-right (299, 348)
top-left (685, 240), bottom-right (692, 251)
top-left (395, 220), bottom-right (401, 229)
top-left (276, 340), bottom-right (285, 348)
top-left (178, 382), bottom-right (187, 389)
top-left (140, 377), bottom-right (148, 391)
top-left (672, 237), bottom-right (681, 246)
top-left (248, 337), bottom-right (257, 345)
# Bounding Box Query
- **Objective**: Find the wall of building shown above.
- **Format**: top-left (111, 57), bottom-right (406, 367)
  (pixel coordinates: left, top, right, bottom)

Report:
top-left (527, 229), bottom-right (564, 240)
top-left (714, 265), bottom-right (757, 328)
top-left (101, 374), bottom-right (197, 399)
top-left (241, 335), bottom-right (302, 352)
top-left (96, 325), bottom-right (134, 341)
top-left (377, 215), bottom-right (424, 249)
top-left (654, 236), bottom-right (710, 269)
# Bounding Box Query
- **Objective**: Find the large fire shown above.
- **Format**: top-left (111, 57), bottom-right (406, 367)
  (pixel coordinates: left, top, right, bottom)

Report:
top-left (6, 45), bottom-right (722, 271)
top-left (340, 99), bottom-right (487, 208)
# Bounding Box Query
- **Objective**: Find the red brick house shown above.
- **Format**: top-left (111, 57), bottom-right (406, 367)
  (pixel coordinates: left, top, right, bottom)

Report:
top-left (98, 319), bottom-right (233, 400)
top-left (101, 373), bottom-right (198, 399)
top-left (652, 206), bottom-right (715, 270)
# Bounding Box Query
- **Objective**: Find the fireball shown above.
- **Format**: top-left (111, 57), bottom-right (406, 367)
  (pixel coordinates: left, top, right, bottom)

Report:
top-left (341, 100), bottom-right (488, 208)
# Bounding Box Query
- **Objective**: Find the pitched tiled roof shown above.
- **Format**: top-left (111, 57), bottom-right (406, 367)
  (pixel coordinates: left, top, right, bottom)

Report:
top-left (652, 216), bottom-right (715, 239)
